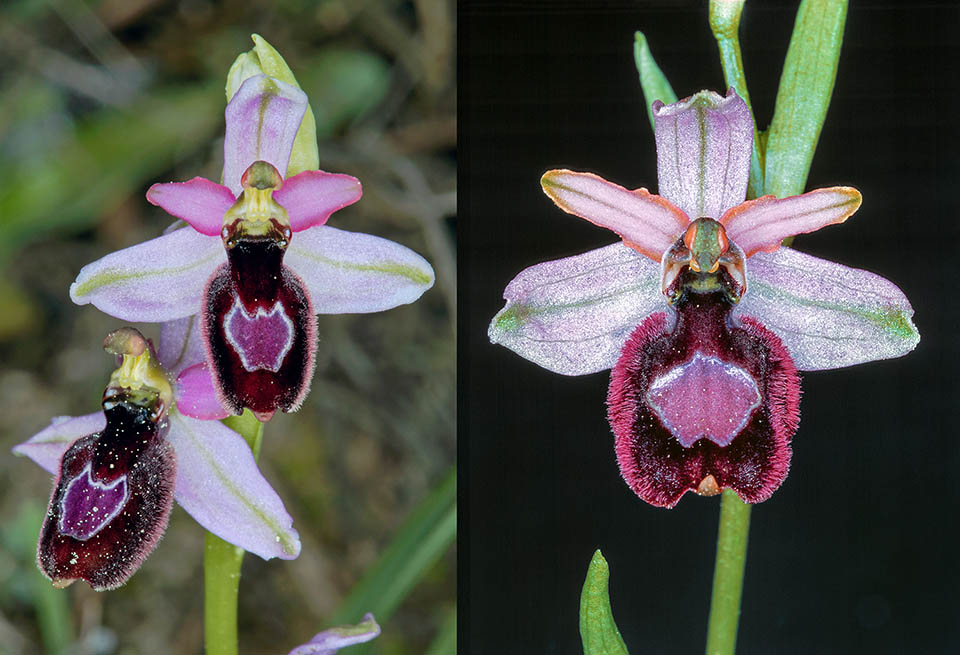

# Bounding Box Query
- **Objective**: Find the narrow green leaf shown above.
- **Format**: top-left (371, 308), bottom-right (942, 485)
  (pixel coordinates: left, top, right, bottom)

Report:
top-left (580, 550), bottom-right (629, 655)
top-left (708, 0), bottom-right (765, 199)
top-left (2, 502), bottom-right (74, 655)
top-left (424, 606), bottom-right (457, 655)
top-left (331, 468), bottom-right (455, 652)
top-left (633, 31), bottom-right (677, 132)
top-left (764, 0), bottom-right (848, 198)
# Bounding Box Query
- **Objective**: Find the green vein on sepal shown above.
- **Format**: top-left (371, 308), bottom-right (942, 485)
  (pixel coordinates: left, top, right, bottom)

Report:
top-left (289, 247), bottom-right (433, 287)
top-left (580, 550), bottom-right (629, 655)
top-left (71, 250), bottom-right (224, 299)
top-left (491, 279), bottom-right (660, 339)
top-left (178, 413), bottom-right (298, 556)
top-left (750, 278), bottom-right (918, 344)
top-left (633, 31), bottom-right (678, 132)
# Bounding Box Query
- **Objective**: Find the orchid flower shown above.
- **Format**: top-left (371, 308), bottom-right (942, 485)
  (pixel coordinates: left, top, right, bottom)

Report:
top-left (69, 53), bottom-right (434, 421)
top-left (489, 89), bottom-right (918, 508)
top-left (14, 321), bottom-right (300, 589)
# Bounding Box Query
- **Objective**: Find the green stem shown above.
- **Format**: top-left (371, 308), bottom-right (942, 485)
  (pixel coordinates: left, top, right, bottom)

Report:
top-left (705, 490), bottom-right (752, 655)
top-left (204, 410), bottom-right (263, 655)
top-left (709, 0), bottom-right (765, 200)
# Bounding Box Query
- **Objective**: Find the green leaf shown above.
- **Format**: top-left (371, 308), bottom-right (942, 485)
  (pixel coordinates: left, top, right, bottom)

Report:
top-left (298, 49), bottom-right (391, 139)
top-left (633, 31), bottom-right (677, 132)
top-left (764, 0), bottom-right (848, 198)
top-left (331, 468), bottom-right (455, 653)
top-left (708, 0), bottom-right (765, 199)
top-left (0, 84), bottom-right (221, 266)
top-left (424, 606), bottom-right (457, 655)
top-left (580, 550), bottom-right (629, 655)
top-left (1, 502), bottom-right (74, 654)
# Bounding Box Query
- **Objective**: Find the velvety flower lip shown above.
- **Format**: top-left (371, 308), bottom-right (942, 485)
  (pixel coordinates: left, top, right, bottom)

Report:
top-left (13, 316), bottom-right (301, 561)
top-left (490, 88), bottom-right (919, 506)
top-left (69, 75), bottom-right (434, 324)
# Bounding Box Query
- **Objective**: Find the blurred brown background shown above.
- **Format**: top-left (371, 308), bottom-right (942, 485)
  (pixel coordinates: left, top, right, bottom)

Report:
top-left (0, 1), bottom-right (455, 653)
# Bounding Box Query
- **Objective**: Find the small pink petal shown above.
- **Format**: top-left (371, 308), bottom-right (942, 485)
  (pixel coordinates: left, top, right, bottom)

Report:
top-left (720, 187), bottom-right (862, 256)
top-left (275, 170), bottom-right (363, 232)
top-left (13, 413), bottom-right (106, 474)
top-left (146, 178), bottom-right (237, 236)
top-left (652, 89), bottom-right (753, 219)
top-left (223, 74), bottom-right (308, 196)
top-left (540, 169), bottom-right (688, 261)
top-left (176, 363), bottom-right (230, 420)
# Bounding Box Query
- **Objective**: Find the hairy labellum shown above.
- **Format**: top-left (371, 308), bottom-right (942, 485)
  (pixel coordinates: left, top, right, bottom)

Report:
top-left (204, 220), bottom-right (316, 420)
top-left (608, 273), bottom-right (800, 508)
top-left (38, 394), bottom-right (175, 590)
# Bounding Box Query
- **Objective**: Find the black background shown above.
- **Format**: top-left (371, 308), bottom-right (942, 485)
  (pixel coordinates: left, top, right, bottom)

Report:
top-left (461, 2), bottom-right (958, 653)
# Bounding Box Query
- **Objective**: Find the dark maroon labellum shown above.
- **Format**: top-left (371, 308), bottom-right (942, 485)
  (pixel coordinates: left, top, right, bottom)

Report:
top-left (204, 220), bottom-right (316, 420)
top-left (608, 271), bottom-right (800, 508)
top-left (38, 394), bottom-right (176, 590)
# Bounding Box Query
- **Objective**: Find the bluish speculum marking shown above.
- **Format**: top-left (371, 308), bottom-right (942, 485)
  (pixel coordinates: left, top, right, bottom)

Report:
top-left (58, 463), bottom-right (129, 541)
top-left (224, 295), bottom-right (294, 372)
top-left (645, 348), bottom-right (761, 448)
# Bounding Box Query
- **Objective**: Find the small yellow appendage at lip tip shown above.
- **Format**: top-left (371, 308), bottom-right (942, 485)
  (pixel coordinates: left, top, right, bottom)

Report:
top-left (696, 474), bottom-right (721, 496)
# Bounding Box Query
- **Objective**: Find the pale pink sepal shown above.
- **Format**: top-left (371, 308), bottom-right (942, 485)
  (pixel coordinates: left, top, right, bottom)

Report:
top-left (652, 89), bottom-right (752, 220)
top-left (223, 74), bottom-right (308, 196)
top-left (157, 316), bottom-right (207, 375)
top-left (12, 412), bottom-right (106, 474)
top-left (289, 614), bottom-right (381, 655)
top-left (541, 169), bottom-right (688, 261)
top-left (70, 227), bottom-right (225, 322)
top-left (735, 247), bottom-right (919, 371)
top-left (721, 187), bottom-right (862, 256)
top-left (275, 170), bottom-right (363, 232)
top-left (285, 226), bottom-right (434, 314)
top-left (176, 363), bottom-right (230, 420)
top-left (489, 242), bottom-right (666, 376)
top-left (167, 413), bottom-right (301, 560)
top-left (146, 178), bottom-right (237, 236)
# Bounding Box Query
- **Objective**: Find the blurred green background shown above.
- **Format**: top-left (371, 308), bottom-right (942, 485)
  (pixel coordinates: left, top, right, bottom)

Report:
top-left (0, 0), bottom-right (455, 653)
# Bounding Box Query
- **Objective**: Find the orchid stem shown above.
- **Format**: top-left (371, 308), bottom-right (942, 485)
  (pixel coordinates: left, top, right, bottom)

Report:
top-left (705, 489), bottom-right (751, 655)
top-left (204, 410), bottom-right (263, 655)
